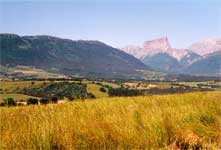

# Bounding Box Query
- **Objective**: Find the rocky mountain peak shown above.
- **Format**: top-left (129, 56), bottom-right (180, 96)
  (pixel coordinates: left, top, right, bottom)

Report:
top-left (121, 37), bottom-right (191, 60)
top-left (143, 37), bottom-right (171, 52)
top-left (188, 38), bottom-right (221, 55)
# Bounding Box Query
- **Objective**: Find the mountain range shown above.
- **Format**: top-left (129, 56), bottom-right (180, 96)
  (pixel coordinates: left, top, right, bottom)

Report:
top-left (188, 38), bottom-right (221, 55)
top-left (121, 37), bottom-right (221, 76)
top-left (1, 33), bottom-right (220, 79)
top-left (0, 34), bottom-right (151, 79)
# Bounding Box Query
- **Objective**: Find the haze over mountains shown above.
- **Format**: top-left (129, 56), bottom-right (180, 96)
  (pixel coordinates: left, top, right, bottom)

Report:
top-left (122, 37), bottom-right (221, 76)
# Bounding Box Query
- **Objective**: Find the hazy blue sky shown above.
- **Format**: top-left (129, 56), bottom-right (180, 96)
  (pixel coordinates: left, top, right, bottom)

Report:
top-left (0, 0), bottom-right (220, 48)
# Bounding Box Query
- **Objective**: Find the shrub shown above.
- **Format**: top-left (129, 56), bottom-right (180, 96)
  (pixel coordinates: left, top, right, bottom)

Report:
top-left (51, 97), bottom-right (58, 103)
top-left (87, 93), bottom-right (96, 99)
top-left (40, 98), bottom-right (49, 104)
top-left (68, 97), bottom-right (74, 101)
top-left (99, 87), bottom-right (106, 93)
top-left (4, 98), bottom-right (16, 106)
top-left (108, 87), bottom-right (141, 97)
top-left (27, 98), bottom-right (39, 105)
top-left (0, 101), bottom-right (5, 107)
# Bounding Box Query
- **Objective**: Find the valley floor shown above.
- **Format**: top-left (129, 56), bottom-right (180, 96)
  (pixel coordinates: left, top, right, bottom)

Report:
top-left (0, 91), bottom-right (221, 149)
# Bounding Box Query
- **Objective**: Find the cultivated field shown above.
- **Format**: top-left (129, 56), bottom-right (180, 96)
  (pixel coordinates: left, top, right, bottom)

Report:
top-left (0, 91), bottom-right (220, 149)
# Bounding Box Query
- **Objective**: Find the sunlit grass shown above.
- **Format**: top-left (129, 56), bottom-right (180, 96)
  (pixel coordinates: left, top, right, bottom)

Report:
top-left (0, 94), bottom-right (40, 102)
top-left (0, 91), bottom-right (220, 149)
top-left (0, 81), bottom-right (48, 93)
top-left (86, 83), bottom-right (108, 98)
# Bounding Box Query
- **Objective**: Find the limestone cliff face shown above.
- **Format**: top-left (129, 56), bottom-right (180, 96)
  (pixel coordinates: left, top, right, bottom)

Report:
top-left (142, 37), bottom-right (171, 56)
top-left (121, 37), bottom-right (202, 73)
top-left (189, 38), bottom-right (221, 55)
top-left (121, 37), bottom-right (198, 61)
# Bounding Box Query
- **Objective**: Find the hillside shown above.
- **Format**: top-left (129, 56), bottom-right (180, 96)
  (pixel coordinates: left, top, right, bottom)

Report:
top-left (185, 51), bottom-right (221, 76)
top-left (0, 34), bottom-right (151, 79)
top-left (142, 53), bottom-right (181, 72)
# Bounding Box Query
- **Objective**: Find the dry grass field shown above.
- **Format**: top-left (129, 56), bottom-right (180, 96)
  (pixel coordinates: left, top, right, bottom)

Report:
top-left (0, 91), bottom-right (221, 149)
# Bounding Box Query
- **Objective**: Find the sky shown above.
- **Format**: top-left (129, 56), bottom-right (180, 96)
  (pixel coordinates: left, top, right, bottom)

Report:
top-left (0, 0), bottom-right (221, 48)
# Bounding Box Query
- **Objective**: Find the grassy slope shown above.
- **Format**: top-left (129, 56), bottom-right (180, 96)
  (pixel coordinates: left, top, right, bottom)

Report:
top-left (0, 91), bottom-right (220, 149)
top-left (0, 81), bottom-right (44, 102)
top-left (86, 84), bottom-right (108, 98)
top-left (0, 65), bottom-right (65, 79)
top-left (179, 81), bottom-right (221, 87)
top-left (0, 94), bottom-right (39, 102)
top-left (0, 81), bottom-right (48, 102)
top-left (0, 81), bottom-right (48, 93)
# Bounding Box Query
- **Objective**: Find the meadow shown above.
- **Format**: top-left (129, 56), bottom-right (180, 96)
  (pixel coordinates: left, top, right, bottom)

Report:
top-left (1, 80), bottom-right (220, 103)
top-left (0, 91), bottom-right (220, 149)
top-left (0, 80), bottom-right (109, 102)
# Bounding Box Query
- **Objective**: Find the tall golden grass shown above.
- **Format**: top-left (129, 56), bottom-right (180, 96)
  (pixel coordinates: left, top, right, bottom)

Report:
top-left (0, 91), bottom-right (221, 149)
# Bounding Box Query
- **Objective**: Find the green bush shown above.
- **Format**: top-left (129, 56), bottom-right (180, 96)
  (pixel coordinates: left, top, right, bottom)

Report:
top-left (0, 101), bottom-right (5, 107)
top-left (4, 98), bottom-right (16, 106)
top-left (99, 87), bottom-right (106, 93)
top-left (68, 97), bottom-right (74, 101)
top-left (40, 98), bottom-right (49, 104)
top-left (51, 97), bottom-right (58, 103)
top-left (87, 93), bottom-right (96, 99)
top-left (108, 87), bottom-right (141, 97)
top-left (27, 98), bottom-right (39, 105)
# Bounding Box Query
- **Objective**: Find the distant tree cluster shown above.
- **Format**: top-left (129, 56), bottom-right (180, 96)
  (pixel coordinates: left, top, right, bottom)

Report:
top-left (4, 98), bottom-right (16, 106)
top-left (22, 82), bottom-right (94, 100)
top-left (0, 97), bottom-right (61, 107)
top-left (108, 86), bottom-right (213, 97)
top-left (0, 82), bottom-right (98, 107)
top-left (108, 87), bottom-right (142, 97)
top-left (27, 98), bottom-right (38, 105)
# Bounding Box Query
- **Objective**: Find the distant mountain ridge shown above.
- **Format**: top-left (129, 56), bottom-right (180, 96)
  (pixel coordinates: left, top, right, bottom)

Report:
top-left (121, 37), bottom-right (221, 76)
top-left (142, 53), bottom-right (181, 73)
top-left (189, 38), bottom-right (221, 55)
top-left (0, 33), bottom-right (152, 79)
top-left (121, 37), bottom-right (197, 61)
top-left (1, 33), bottom-right (220, 78)
top-left (184, 50), bottom-right (221, 76)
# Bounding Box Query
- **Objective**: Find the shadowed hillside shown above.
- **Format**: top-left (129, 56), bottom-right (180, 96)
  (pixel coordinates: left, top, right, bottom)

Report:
top-left (0, 34), bottom-right (151, 79)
